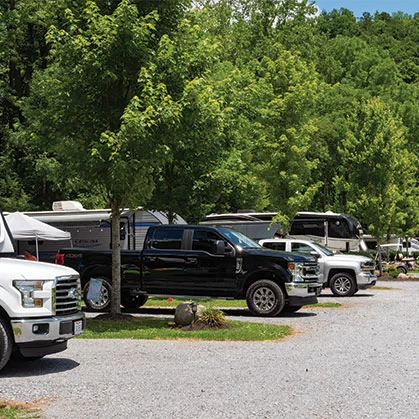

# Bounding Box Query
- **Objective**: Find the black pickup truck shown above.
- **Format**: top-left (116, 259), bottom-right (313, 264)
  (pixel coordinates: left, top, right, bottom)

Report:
top-left (56, 225), bottom-right (322, 316)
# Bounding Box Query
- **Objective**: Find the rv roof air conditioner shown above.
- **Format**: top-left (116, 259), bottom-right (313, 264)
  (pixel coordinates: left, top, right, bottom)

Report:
top-left (52, 201), bottom-right (85, 212)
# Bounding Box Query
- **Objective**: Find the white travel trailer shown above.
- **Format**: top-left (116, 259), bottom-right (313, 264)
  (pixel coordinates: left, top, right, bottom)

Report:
top-left (8, 201), bottom-right (186, 263)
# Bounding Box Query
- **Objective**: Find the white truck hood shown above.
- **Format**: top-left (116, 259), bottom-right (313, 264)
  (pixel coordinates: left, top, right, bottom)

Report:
top-left (329, 253), bottom-right (372, 263)
top-left (0, 257), bottom-right (78, 280)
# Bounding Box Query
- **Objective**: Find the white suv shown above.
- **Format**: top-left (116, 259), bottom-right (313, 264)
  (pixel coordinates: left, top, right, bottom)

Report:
top-left (259, 238), bottom-right (377, 297)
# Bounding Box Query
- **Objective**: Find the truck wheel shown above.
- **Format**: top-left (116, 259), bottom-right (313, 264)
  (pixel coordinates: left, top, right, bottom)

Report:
top-left (0, 316), bottom-right (13, 371)
top-left (83, 277), bottom-right (112, 312)
top-left (330, 272), bottom-right (356, 297)
top-left (121, 294), bottom-right (148, 309)
top-left (246, 280), bottom-right (285, 317)
top-left (397, 265), bottom-right (408, 274)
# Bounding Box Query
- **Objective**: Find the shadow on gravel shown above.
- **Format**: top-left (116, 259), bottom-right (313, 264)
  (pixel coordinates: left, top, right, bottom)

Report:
top-left (0, 357), bottom-right (80, 377)
top-left (318, 293), bottom-right (374, 298)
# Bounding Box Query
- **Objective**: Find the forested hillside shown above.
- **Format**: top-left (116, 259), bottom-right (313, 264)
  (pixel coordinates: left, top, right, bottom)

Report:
top-left (1, 0), bottom-right (419, 240)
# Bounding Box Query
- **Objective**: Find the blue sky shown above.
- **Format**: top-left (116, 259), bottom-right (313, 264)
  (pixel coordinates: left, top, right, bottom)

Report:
top-left (314, 0), bottom-right (418, 18)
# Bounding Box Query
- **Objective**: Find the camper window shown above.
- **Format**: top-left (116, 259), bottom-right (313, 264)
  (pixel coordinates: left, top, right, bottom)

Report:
top-left (329, 219), bottom-right (350, 238)
top-left (290, 220), bottom-right (325, 236)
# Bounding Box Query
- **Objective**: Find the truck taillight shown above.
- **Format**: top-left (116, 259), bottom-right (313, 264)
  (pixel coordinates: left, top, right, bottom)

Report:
top-left (56, 253), bottom-right (65, 265)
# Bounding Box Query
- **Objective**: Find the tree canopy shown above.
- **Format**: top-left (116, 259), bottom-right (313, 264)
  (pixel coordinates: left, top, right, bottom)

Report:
top-left (1, 0), bottom-right (419, 242)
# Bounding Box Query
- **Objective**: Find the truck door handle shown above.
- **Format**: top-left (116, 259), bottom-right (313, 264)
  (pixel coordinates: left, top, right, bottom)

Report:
top-left (147, 257), bottom-right (157, 262)
top-left (185, 257), bottom-right (197, 264)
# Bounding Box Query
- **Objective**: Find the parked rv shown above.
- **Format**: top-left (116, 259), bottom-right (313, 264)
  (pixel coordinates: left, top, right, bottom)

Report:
top-left (289, 212), bottom-right (367, 253)
top-left (202, 210), bottom-right (367, 253)
top-left (7, 201), bottom-right (186, 263)
top-left (201, 211), bottom-right (279, 240)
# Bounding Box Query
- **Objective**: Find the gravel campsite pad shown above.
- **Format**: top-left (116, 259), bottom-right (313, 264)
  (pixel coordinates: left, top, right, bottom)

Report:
top-left (1, 281), bottom-right (418, 419)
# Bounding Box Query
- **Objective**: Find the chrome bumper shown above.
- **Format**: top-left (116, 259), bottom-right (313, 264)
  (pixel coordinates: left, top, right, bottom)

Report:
top-left (11, 312), bottom-right (85, 343)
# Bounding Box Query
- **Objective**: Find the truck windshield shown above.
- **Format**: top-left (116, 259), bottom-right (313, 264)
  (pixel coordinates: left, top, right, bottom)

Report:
top-left (314, 243), bottom-right (335, 256)
top-left (218, 227), bottom-right (261, 249)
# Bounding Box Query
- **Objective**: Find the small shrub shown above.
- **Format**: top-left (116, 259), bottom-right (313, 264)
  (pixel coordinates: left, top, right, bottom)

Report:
top-left (386, 265), bottom-right (399, 278)
top-left (196, 307), bottom-right (227, 328)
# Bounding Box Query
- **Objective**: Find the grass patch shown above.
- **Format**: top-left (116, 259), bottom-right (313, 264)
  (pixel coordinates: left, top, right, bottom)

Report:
top-left (372, 285), bottom-right (398, 290)
top-left (0, 399), bottom-right (41, 419)
top-left (305, 302), bottom-right (341, 308)
top-left (144, 297), bottom-right (341, 309)
top-left (78, 316), bottom-right (292, 341)
top-left (145, 297), bottom-right (246, 308)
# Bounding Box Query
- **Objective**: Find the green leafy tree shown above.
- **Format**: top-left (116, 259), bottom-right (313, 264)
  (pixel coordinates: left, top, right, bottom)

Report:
top-left (332, 97), bottom-right (419, 240)
top-left (145, 8), bottom-right (257, 223)
top-left (24, 0), bottom-right (180, 315)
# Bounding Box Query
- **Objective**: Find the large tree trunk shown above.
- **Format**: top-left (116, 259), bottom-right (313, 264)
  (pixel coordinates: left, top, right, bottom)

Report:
top-left (110, 207), bottom-right (121, 315)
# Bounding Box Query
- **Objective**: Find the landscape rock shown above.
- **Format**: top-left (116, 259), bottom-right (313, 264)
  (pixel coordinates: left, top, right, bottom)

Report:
top-left (174, 302), bottom-right (205, 326)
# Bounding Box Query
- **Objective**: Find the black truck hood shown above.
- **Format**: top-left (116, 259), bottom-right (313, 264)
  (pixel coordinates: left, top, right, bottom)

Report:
top-left (244, 247), bottom-right (315, 262)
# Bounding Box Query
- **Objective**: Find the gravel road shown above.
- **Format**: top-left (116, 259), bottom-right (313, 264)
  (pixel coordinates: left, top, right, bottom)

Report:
top-left (1, 281), bottom-right (418, 419)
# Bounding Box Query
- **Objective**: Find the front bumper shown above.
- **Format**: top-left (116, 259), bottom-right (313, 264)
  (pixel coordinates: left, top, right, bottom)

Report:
top-left (356, 271), bottom-right (377, 290)
top-left (285, 282), bottom-right (322, 306)
top-left (11, 311), bottom-right (86, 344)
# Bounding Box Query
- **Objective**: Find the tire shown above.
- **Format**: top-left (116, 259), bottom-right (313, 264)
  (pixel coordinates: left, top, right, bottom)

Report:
top-left (121, 294), bottom-right (148, 309)
top-left (282, 305), bottom-right (303, 313)
top-left (0, 316), bottom-right (13, 371)
top-left (83, 276), bottom-right (112, 312)
top-left (246, 279), bottom-right (285, 317)
top-left (330, 272), bottom-right (357, 297)
top-left (397, 265), bottom-right (408, 274)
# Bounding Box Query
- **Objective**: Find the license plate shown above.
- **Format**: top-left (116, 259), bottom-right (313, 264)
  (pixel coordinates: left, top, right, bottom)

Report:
top-left (74, 319), bottom-right (83, 335)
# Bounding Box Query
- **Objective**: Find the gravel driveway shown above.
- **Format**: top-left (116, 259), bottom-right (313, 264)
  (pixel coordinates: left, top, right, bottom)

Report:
top-left (1, 281), bottom-right (418, 419)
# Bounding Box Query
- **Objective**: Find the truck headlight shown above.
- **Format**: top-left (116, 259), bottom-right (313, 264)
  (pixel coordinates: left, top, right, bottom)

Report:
top-left (360, 261), bottom-right (374, 271)
top-left (13, 280), bottom-right (46, 308)
top-left (288, 262), bottom-right (304, 282)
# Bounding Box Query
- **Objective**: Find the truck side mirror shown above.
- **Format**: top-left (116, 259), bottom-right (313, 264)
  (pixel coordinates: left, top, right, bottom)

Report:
top-left (310, 251), bottom-right (321, 258)
top-left (216, 240), bottom-right (235, 256)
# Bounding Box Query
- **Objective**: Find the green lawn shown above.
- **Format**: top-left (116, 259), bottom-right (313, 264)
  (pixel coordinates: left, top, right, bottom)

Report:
top-left (79, 316), bottom-right (293, 341)
top-left (0, 400), bottom-right (40, 419)
top-left (143, 297), bottom-right (341, 309)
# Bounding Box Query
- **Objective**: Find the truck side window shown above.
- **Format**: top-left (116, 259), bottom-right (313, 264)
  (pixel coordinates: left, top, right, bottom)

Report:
top-left (192, 230), bottom-right (220, 254)
top-left (291, 243), bottom-right (313, 254)
top-left (150, 229), bottom-right (183, 250)
top-left (263, 242), bottom-right (286, 251)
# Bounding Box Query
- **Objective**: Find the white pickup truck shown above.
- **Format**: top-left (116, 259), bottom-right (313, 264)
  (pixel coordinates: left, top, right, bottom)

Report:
top-left (259, 238), bottom-right (377, 297)
top-left (0, 209), bottom-right (85, 371)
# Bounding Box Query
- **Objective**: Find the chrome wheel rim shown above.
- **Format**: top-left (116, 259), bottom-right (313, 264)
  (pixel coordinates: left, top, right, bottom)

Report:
top-left (87, 282), bottom-right (109, 309)
top-left (253, 286), bottom-right (276, 312)
top-left (334, 277), bottom-right (351, 295)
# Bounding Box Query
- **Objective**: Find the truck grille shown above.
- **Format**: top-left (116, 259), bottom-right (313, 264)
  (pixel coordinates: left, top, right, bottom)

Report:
top-left (55, 275), bottom-right (81, 315)
top-left (301, 262), bottom-right (321, 282)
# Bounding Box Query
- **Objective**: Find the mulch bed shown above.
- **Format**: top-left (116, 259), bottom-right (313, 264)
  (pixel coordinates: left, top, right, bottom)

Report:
top-left (171, 322), bottom-right (237, 331)
top-left (377, 274), bottom-right (419, 281)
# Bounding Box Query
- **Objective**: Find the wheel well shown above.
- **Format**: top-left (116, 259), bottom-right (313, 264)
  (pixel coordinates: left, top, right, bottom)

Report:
top-left (0, 306), bottom-right (10, 323)
top-left (0, 306), bottom-right (14, 346)
top-left (327, 269), bottom-right (355, 284)
top-left (243, 272), bottom-right (287, 298)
